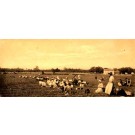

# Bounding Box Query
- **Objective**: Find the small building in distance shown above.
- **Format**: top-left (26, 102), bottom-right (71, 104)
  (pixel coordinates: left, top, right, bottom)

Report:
top-left (103, 68), bottom-right (119, 75)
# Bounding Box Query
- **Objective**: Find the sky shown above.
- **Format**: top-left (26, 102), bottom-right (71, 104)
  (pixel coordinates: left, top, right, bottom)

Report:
top-left (0, 39), bottom-right (135, 69)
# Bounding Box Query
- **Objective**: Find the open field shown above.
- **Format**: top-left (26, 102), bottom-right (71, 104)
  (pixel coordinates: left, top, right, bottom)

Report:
top-left (0, 72), bottom-right (135, 97)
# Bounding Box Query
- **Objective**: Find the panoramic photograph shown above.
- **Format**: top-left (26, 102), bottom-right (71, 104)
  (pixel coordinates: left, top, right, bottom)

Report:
top-left (0, 39), bottom-right (135, 97)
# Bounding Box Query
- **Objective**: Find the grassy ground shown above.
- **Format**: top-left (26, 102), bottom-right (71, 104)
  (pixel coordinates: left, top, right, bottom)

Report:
top-left (0, 72), bottom-right (135, 97)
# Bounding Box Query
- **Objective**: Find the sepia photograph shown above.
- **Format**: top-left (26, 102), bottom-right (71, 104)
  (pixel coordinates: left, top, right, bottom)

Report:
top-left (1, 1), bottom-right (135, 135)
top-left (0, 39), bottom-right (135, 97)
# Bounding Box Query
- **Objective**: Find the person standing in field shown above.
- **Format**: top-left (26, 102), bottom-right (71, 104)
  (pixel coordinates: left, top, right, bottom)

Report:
top-left (78, 75), bottom-right (81, 80)
top-left (95, 79), bottom-right (104, 93)
top-left (105, 72), bottom-right (115, 95)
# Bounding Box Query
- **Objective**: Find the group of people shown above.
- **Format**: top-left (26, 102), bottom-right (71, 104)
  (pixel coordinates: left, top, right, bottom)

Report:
top-left (38, 75), bottom-right (88, 95)
top-left (37, 73), bottom-right (133, 96)
top-left (118, 78), bottom-right (132, 87)
top-left (95, 72), bottom-right (133, 96)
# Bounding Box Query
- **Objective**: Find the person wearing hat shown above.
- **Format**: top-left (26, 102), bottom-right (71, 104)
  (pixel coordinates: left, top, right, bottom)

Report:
top-left (95, 79), bottom-right (104, 93)
top-left (105, 72), bottom-right (115, 95)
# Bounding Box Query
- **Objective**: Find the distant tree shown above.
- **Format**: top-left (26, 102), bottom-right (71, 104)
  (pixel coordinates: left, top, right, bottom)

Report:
top-left (27, 69), bottom-right (33, 72)
top-left (63, 67), bottom-right (85, 72)
top-left (33, 66), bottom-right (40, 72)
top-left (114, 68), bottom-right (118, 71)
top-left (119, 67), bottom-right (134, 74)
top-left (52, 68), bottom-right (60, 74)
top-left (15, 67), bottom-right (24, 72)
top-left (96, 66), bottom-right (104, 73)
top-left (89, 66), bottom-right (103, 73)
top-left (89, 67), bottom-right (96, 73)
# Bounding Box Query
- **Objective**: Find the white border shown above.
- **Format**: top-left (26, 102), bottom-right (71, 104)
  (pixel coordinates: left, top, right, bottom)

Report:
top-left (0, 0), bottom-right (135, 135)
top-left (0, 0), bottom-right (135, 39)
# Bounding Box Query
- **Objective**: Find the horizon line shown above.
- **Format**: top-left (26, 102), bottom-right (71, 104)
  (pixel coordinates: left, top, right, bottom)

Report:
top-left (0, 66), bottom-right (135, 70)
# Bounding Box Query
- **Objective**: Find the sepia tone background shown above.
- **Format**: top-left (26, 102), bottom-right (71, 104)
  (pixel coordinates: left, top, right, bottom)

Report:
top-left (1, 39), bottom-right (135, 69)
top-left (1, 0), bottom-right (135, 135)
top-left (0, 39), bottom-right (135, 97)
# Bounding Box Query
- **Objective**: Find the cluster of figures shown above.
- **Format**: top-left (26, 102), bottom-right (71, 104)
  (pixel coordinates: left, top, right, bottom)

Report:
top-left (37, 75), bottom-right (88, 96)
top-left (118, 78), bottom-right (132, 87)
top-left (36, 73), bottom-right (133, 96)
top-left (95, 72), bottom-right (133, 96)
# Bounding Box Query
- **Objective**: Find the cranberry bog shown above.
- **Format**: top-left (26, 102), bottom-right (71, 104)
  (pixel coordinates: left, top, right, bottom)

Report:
top-left (0, 72), bottom-right (135, 97)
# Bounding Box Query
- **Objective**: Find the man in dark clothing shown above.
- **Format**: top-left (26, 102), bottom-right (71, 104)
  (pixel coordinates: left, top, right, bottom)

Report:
top-left (117, 88), bottom-right (127, 96)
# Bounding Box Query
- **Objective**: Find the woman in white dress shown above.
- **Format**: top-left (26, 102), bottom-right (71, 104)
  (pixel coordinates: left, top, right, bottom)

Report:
top-left (105, 72), bottom-right (115, 95)
top-left (95, 80), bottom-right (104, 93)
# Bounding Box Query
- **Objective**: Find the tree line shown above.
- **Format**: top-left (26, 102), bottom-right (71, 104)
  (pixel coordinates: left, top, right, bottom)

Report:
top-left (0, 66), bottom-right (135, 74)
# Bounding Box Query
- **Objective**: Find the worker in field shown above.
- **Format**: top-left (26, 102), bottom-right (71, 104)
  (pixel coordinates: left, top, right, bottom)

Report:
top-left (78, 75), bottom-right (81, 80)
top-left (118, 79), bottom-right (123, 87)
top-left (73, 76), bottom-right (78, 86)
top-left (105, 72), bottom-right (115, 95)
top-left (95, 79), bottom-right (104, 93)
